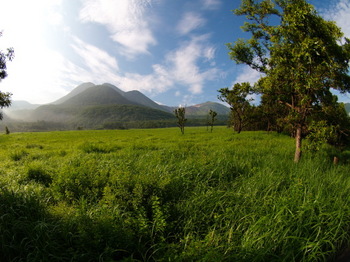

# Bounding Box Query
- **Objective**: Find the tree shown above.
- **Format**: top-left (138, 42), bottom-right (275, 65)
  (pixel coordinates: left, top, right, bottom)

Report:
top-left (0, 32), bottom-right (14, 120)
top-left (228, 0), bottom-right (350, 162)
top-left (174, 107), bottom-right (187, 134)
top-left (218, 82), bottom-right (255, 133)
top-left (207, 109), bottom-right (217, 132)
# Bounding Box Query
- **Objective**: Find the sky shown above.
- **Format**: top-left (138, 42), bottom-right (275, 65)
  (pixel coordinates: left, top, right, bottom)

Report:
top-left (0, 0), bottom-right (349, 106)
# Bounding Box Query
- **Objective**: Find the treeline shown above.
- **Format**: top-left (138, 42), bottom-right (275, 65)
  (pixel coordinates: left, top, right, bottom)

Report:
top-left (219, 82), bottom-right (350, 164)
top-left (0, 117), bottom-right (229, 132)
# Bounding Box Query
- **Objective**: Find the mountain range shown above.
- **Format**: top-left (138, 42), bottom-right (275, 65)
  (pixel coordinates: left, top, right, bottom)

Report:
top-left (3, 82), bottom-right (230, 131)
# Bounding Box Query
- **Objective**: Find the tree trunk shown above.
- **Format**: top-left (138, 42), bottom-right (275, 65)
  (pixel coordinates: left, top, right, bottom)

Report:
top-left (294, 126), bottom-right (302, 163)
top-left (333, 156), bottom-right (339, 165)
top-left (237, 121), bottom-right (242, 133)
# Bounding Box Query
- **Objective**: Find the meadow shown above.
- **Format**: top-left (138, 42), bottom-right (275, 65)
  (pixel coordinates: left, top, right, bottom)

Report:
top-left (0, 126), bottom-right (350, 261)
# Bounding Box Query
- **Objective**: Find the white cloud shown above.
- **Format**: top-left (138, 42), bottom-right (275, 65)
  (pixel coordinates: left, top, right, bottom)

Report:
top-left (71, 37), bottom-right (119, 77)
top-left (234, 66), bottom-right (262, 85)
top-left (119, 64), bottom-right (174, 93)
top-left (114, 34), bottom-right (219, 97)
top-left (181, 94), bottom-right (195, 106)
top-left (165, 35), bottom-right (219, 94)
top-left (79, 0), bottom-right (157, 57)
top-left (321, 0), bottom-right (350, 38)
top-left (232, 66), bottom-right (262, 104)
top-left (177, 12), bottom-right (206, 35)
top-left (203, 46), bottom-right (216, 62)
top-left (201, 0), bottom-right (221, 10)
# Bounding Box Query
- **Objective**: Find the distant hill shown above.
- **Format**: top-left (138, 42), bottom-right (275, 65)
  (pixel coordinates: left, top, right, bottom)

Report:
top-left (185, 102), bottom-right (230, 116)
top-left (3, 101), bottom-right (41, 120)
top-left (1, 82), bottom-right (229, 131)
top-left (8, 100), bottom-right (40, 110)
top-left (165, 102), bottom-right (230, 118)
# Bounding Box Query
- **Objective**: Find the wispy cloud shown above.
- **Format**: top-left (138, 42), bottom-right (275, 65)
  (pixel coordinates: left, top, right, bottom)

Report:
top-left (119, 64), bottom-right (174, 94)
top-left (71, 37), bottom-right (119, 77)
top-left (322, 0), bottom-right (350, 38)
top-left (117, 35), bottom-right (219, 97)
top-left (165, 35), bottom-right (219, 94)
top-left (79, 0), bottom-right (157, 58)
top-left (201, 0), bottom-right (221, 10)
top-left (177, 12), bottom-right (206, 35)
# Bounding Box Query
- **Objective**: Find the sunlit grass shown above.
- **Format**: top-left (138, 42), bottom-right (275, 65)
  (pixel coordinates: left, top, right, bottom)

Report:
top-left (0, 127), bottom-right (349, 261)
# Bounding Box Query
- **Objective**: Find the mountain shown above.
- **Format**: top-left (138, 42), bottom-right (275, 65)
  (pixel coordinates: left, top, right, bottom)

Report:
top-left (31, 103), bottom-right (175, 128)
top-left (101, 83), bottom-right (124, 95)
top-left (53, 82), bottom-right (168, 111)
top-left (3, 100), bottom-right (41, 120)
top-left (185, 102), bottom-right (230, 116)
top-left (52, 82), bottom-right (96, 104)
top-left (28, 83), bottom-right (176, 128)
top-left (123, 90), bottom-right (168, 111)
top-left (165, 101), bottom-right (230, 117)
top-left (8, 100), bottom-right (40, 110)
top-left (60, 84), bottom-right (137, 106)
top-left (2, 82), bottom-right (229, 131)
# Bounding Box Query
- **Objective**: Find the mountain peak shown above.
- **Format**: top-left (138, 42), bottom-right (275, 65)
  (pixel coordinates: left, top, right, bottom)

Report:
top-left (61, 84), bottom-right (136, 106)
top-left (52, 82), bottom-right (96, 104)
top-left (101, 83), bottom-right (124, 95)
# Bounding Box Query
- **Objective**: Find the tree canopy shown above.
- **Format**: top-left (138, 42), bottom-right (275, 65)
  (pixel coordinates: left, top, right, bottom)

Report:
top-left (218, 82), bottom-right (256, 133)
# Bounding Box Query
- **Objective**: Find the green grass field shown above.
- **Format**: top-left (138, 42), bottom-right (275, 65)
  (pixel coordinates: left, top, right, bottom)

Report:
top-left (0, 126), bottom-right (350, 261)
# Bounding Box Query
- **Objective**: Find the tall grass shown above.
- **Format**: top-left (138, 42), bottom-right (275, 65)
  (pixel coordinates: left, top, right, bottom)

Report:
top-left (0, 127), bottom-right (349, 261)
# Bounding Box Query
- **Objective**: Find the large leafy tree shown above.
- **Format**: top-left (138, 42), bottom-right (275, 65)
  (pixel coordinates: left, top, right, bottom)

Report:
top-left (0, 32), bottom-right (14, 120)
top-left (228, 0), bottom-right (350, 162)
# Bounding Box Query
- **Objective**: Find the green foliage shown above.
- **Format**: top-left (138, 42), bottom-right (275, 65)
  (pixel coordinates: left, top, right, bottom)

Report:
top-left (174, 106), bottom-right (187, 134)
top-left (218, 82), bottom-right (256, 133)
top-left (207, 109), bottom-right (217, 132)
top-left (0, 128), bottom-right (350, 260)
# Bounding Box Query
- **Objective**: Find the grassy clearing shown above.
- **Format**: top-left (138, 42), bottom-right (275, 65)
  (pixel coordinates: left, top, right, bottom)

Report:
top-left (0, 127), bottom-right (350, 261)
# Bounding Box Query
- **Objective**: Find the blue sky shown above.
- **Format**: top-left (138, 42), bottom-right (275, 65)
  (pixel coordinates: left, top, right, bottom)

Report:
top-left (0, 0), bottom-right (349, 106)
